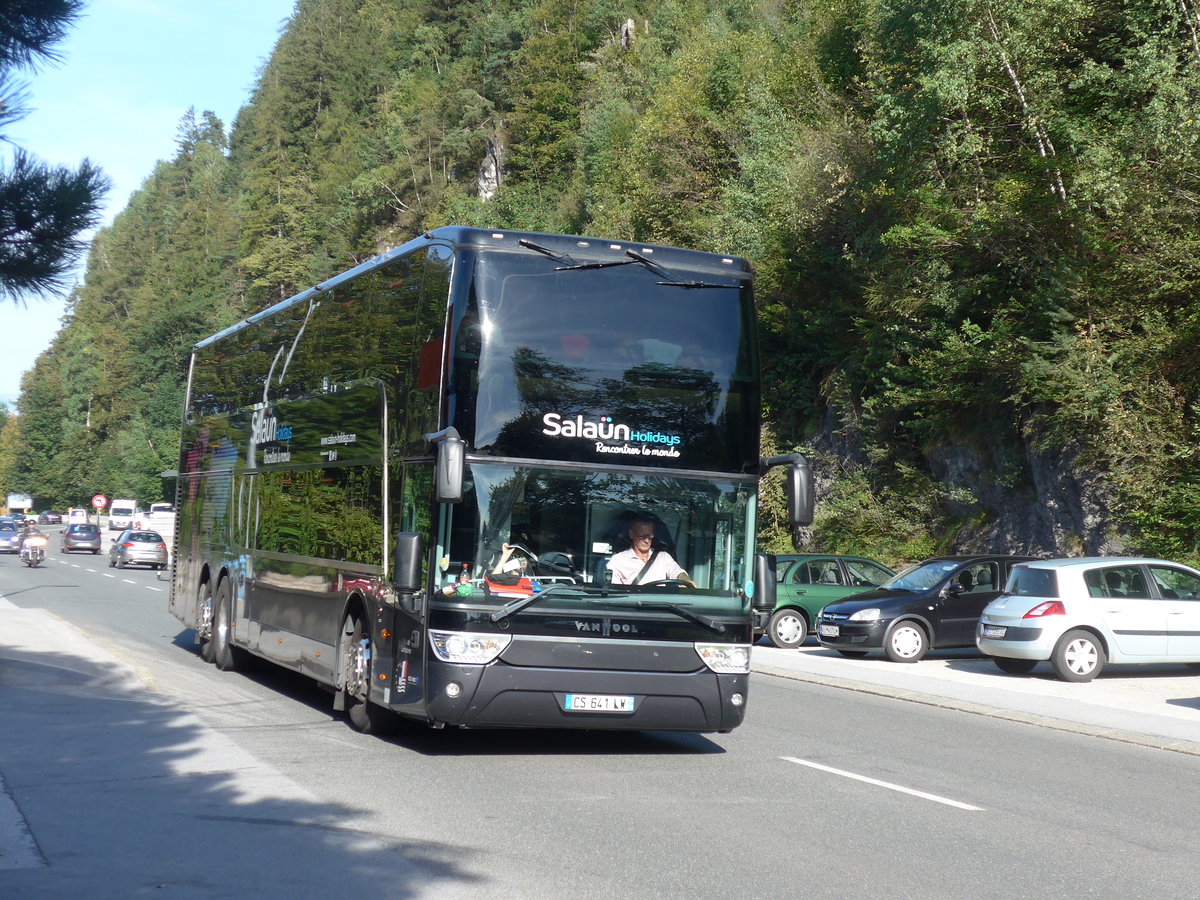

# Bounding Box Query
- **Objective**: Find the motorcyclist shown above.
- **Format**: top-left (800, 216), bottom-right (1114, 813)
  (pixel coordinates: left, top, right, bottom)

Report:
top-left (19, 521), bottom-right (44, 555)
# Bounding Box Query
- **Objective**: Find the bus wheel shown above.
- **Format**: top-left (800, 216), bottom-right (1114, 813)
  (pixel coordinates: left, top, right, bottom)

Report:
top-left (343, 612), bottom-right (399, 735)
top-left (198, 581), bottom-right (215, 663)
top-left (212, 579), bottom-right (251, 672)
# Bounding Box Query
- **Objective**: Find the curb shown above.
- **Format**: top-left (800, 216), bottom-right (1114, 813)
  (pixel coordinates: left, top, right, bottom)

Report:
top-left (752, 662), bottom-right (1200, 758)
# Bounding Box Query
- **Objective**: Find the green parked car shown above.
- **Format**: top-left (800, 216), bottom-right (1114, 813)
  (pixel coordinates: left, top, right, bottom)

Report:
top-left (761, 554), bottom-right (895, 649)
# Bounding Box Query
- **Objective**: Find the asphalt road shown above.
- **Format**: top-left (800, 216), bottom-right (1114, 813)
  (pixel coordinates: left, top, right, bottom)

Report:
top-left (4, 533), bottom-right (1200, 898)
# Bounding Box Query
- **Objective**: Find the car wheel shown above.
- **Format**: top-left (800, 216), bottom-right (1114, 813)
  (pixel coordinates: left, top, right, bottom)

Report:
top-left (91, 549), bottom-right (99, 554)
top-left (884, 621), bottom-right (928, 663)
top-left (1051, 630), bottom-right (1104, 682)
top-left (767, 608), bottom-right (809, 649)
top-left (108, 556), bottom-right (115, 568)
top-left (198, 581), bottom-right (215, 663)
top-left (836, 650), bottom-right (869, 658)
top-left (116, 557), bottom-right (125, 569)
top-left (343, 611), bottom-right (400, 734)
top-left (992, 656), bottom-right (1038, 675)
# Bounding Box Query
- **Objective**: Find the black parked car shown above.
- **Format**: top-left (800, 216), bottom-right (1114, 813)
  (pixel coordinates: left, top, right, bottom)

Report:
top-left (39, 510), bottom-right (63, 525)
top-left (816, 556), bottom-right (1038, 663)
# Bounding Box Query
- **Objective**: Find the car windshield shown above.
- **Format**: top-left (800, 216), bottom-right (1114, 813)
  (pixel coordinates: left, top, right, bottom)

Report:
top-left (434, 461), bottom-right (756, 616)
top-left (882, 560), bottom-right (961, 592)
top-left (129, 532), bottom-right (163, 542)
top-left (0, 524), bottom-right (16, 533)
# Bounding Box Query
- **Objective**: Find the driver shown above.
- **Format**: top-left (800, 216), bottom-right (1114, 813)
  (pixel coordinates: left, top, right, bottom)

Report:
top-left (606, 516), bottom-right (694, 587)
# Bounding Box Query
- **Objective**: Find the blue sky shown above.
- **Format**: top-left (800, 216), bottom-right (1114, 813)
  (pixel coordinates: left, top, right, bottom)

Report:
top-left (2, 0), bottom-right (297, 408)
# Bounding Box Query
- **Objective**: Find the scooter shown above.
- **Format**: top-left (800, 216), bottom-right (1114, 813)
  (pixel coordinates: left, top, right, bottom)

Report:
top-left (20, 535), bottom-right (48, 568)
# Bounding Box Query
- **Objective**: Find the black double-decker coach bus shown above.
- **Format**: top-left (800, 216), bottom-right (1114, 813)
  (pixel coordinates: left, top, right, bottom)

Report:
top-left (169, 226), bottom-right (812, 734)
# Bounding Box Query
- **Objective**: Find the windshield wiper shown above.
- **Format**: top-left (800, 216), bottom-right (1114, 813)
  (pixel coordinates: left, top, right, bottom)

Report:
top-left (517, 238), bottom-right (577, 266)
top-left (626, 250), bottom-right (738, 289)
top-left (633, 600), bottom-right (726, 635)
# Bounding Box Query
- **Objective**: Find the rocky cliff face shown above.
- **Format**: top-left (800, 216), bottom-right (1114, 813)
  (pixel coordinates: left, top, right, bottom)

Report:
top-left (810, 410), bottom-right (1128, 558)
top-left (926, 433), bottom-right (1127, 557)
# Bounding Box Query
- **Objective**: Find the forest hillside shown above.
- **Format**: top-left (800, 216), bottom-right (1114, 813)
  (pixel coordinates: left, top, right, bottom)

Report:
top-left (3, 0), bottom-right (1200, 565)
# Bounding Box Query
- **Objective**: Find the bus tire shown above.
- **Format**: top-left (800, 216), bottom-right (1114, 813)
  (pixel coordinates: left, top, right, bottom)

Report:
top-left (198, 580), bottom-right (216, 663)
top-left (343, 611), bottom-right (399, 735)
top-left (212, 578), bottom-right (251, 672)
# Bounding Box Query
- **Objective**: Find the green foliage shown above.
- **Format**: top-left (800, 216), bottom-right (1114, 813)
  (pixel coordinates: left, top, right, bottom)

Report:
top-left (7, 0), bottom-right (1200, 555)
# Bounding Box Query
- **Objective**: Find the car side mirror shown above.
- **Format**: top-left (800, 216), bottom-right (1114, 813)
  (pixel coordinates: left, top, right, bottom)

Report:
top-left (944, 582), bottom-right (964, 598)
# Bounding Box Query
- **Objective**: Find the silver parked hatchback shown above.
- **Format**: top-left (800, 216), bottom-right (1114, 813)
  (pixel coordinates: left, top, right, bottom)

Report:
top-left (108, 529), bottom-right (168, 570)
top-left (977, 557), bottom-right (1200, 682)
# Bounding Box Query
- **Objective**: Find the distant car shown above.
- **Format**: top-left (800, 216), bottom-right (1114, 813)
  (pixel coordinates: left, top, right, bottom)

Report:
top-left (61, 523), bottom-right (103, 554)
top-left (0, 523), bottom-right (20, 553)
top-left (761, 554), bottom-right (895, 648)
top-left (108, 529), bottom-right (168, 569)
top-left (67, 508), bottom-right (89, 525)
top-left (816, 555), bottom-right (1039, 662)
top-left (38, 510), bottom-right (63, 525)
top-left (978, 557), bottom-right (1200, 682)
top-left (9, 511), bottom-right (27, 526)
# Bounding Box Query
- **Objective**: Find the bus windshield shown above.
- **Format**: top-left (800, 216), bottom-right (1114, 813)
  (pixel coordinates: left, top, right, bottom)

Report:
top-left (434, 462), bottom-right (756, 616)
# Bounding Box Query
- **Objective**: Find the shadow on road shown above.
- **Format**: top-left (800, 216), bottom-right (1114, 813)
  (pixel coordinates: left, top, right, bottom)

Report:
top-left (0, 642), bottom-right (486, 896)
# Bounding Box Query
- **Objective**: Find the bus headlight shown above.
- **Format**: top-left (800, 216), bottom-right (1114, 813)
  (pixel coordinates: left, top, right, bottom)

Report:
top-left (430, 630), bottom-right (512, 665)
top-left (694, 643), bottom-right (751, 674)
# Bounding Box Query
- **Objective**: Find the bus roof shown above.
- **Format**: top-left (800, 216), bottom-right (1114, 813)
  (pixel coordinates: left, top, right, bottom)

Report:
top-left (193, 227), bottom-right (752, 352)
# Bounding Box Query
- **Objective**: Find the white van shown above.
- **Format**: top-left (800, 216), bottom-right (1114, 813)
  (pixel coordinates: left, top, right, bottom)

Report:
top-left (67, 508), bottom-right (89, 525)
top-left (108, 499), bottom-right (139, 531)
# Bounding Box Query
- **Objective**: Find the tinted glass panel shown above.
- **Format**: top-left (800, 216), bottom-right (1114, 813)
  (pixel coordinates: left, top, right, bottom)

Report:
top-left (1084, 566), bottom-right (1149, 598)
top-left (450, 249), bottom-right (758, 471)
top-left (255, 465), bottom-right (383, 566)
top-left (1007, 566), bottom-right (1058, 597)
top-left (1148, 566), bottom-right (1200, 599)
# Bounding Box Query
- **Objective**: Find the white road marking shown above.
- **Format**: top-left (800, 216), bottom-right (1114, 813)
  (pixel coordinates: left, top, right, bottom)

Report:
top-left (145, 587), bottom-right (163, 592)
top-left (781, 757), bottom-right (983, 811)
top-left (103, 573), bottom-right (115, 578)
top-left (85, 568), bottom-right (96, 573)
top-left (121, 579), bottom-right (136, 585)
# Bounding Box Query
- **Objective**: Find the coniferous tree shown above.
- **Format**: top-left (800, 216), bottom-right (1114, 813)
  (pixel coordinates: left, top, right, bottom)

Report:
top-left (0, 0), bottom-right (109, 303)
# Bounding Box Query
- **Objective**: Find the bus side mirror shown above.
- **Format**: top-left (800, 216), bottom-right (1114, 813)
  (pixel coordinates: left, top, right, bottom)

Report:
top-left (427, 427), bottom-right (465, 503)
top-left (752, 553), bottom-right (777, 612)
top-left (784, 457), bottom-right (814, 531)
top-left (760, 453), bottom-right (815, 550)
top-left (393, 532), bottom-right (423, 594)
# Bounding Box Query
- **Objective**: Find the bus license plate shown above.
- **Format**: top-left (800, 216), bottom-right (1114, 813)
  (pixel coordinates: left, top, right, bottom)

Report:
top-left (818, 624), bottom-right (839, 638)
top-left (982, 625), bottom-right (1007, 638)
top-left (563, 693), bottom-right (637, 713)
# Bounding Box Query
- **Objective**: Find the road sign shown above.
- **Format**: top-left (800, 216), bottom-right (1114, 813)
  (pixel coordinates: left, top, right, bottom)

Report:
top-left (91, 494), bottom-right (107, 509)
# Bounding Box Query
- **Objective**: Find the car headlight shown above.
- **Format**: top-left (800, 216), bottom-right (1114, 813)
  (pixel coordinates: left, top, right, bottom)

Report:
top-left (695, 643), bottom-right (751, 674)
top-left (849, 608), bottom-right (881, 622)
top-left (429, 630), bottom-right (511, 665)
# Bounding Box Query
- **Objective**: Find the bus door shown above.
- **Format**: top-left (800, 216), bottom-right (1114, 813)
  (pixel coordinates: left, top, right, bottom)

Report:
top-left (387, 463), bottom-right (435, 716)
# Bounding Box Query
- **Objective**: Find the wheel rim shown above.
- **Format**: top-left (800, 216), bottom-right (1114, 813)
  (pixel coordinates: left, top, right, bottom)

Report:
top-left (890, 625), bottom-right (923, 659)
top-left (197, 586), bottom-right (213, 642)
top-left (345, 620), bottom-right (369, 702)
top-left (774, 613), bottom-right (804, 645)
top-left (1064, 638), bottom-right (1098, 676)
